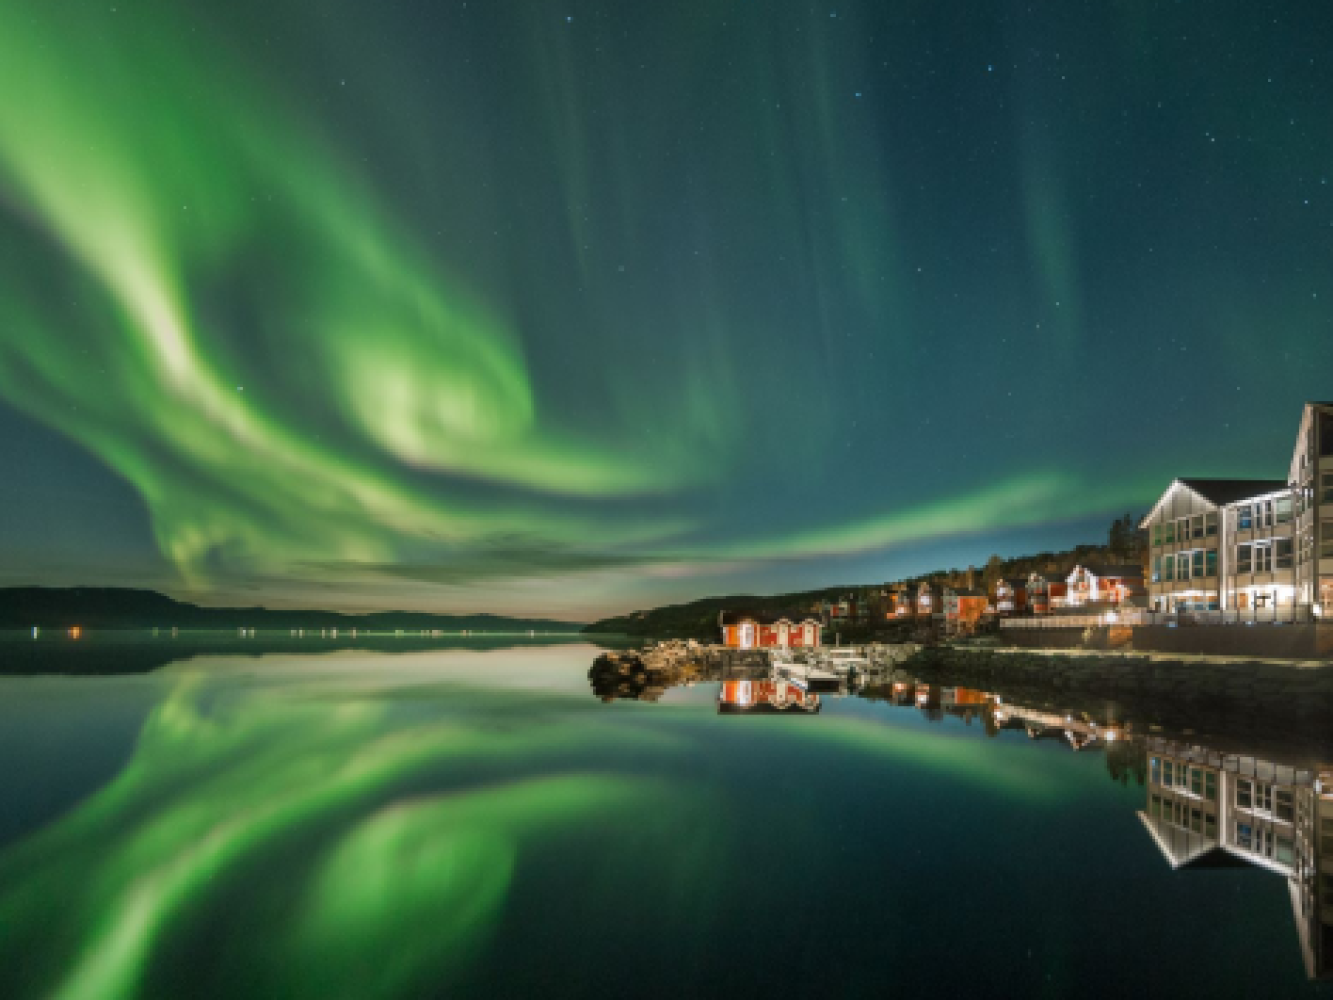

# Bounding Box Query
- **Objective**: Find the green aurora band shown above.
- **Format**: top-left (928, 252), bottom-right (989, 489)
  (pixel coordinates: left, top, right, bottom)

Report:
top-left (0, 652), bottom-right (1064, 1000)
top-left (0, 2), bottom-right (700, 586)
top-left (0, 1), bottom-right (1239, 607)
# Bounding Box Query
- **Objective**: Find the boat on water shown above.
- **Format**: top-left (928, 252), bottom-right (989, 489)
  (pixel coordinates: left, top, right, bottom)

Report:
top-left (770, 652), bottom-right (841, 692)
top-left (817, 647), bottom-right (870, 673)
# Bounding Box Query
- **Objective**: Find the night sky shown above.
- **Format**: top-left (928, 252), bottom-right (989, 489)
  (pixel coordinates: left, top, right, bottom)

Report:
top-left (2, 0), bottom-right (1332, 619)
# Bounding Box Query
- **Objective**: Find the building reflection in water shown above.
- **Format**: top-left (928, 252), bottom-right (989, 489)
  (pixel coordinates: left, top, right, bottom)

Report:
top-left (588, 649), bottom-right (1333, 980)
top-left (717, 679), bottom-right (821, 714)
top-left (1142, 739), bottom-right (1333, 980)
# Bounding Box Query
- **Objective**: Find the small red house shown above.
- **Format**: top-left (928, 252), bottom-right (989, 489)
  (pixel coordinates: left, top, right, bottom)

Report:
top-left (719, 611), bottom-right (822, 649)
top-left (943, 587), bottom-right (989, 625)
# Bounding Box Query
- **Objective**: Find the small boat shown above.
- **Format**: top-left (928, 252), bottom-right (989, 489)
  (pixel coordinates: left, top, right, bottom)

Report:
top-left (818, 647), bottom-right (870, 673)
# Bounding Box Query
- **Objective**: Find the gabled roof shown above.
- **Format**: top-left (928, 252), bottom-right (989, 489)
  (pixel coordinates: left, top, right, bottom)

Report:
top-left (1287, 402), bottom-right (1333, 485)
top-left (719, 610), bottom-right (819, 626)
top-left (1177, 478), bottom-right (1287, 506)
top-left (1141, 478), bottom-right (1287, 527)
top-left (1079, 564), bottom-right (1146, 580)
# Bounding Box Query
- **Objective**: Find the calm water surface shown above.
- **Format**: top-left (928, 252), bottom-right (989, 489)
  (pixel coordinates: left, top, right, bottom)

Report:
top-left (0, 636), bottom-right (1329, 999)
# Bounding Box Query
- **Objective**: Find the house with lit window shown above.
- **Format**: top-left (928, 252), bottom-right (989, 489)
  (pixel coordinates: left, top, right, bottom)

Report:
top-left (915, 582), bottom-right (940, 618)
top-left (1141, 478), bottom-right (1295, 615)
top-left (1288, 402), bottom-right (1333, 618)
top-left (1139, 741), bottom-right (1333, 980)
top-left (942, 587), bottom-right (989, 626)
top-left (1064, 564), bottom-right (1147, 608)
top-left (1024, 573), bottom-right (1067, 614)
top-left (993, 577), bottom-right (1028, 615)
top-left (719, 611), bottom-right (822, 649)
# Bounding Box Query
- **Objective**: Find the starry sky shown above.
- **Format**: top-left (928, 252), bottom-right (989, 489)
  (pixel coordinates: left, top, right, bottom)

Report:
top-left (1, 0), bottom-right (1332, 620)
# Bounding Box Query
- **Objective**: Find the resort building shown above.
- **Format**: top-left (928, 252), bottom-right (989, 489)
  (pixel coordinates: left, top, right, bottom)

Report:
top-left (1139, 740), bottom-right (1333, 980)
top-left (1289, 402), bottom-right (1333, 617)
top-left (719, 611), bottom-right (822, 649)
top-left (1141, 478), bottom-right (1294, 614)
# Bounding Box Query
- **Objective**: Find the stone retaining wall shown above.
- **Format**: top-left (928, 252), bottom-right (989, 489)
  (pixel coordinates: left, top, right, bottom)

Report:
top-left (904, 646), bottom-right (1333, 759)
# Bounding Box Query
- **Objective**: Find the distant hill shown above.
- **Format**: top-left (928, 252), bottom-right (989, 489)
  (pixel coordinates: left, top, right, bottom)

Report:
top-left (0, 587), bottom-right (584, 632)
top-left (584, 525), bottom-right (1147, 641)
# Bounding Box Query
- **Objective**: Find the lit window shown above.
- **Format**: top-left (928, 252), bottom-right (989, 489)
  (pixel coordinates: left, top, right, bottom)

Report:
top-left (1254, 544), bottom-right (1273, 573)
top-left (1275, 789), bottom-right (1293, 823)
top-left (1237, 780), bottom-right (1252, 809)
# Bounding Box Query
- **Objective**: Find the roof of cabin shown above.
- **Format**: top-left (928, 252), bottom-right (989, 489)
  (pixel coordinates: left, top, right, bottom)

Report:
top-left (719, 610), bottom-right (819, 626)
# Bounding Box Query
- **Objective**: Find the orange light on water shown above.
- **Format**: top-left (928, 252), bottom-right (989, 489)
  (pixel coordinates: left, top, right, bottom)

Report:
top-left (69, 626), bottom-right (81, 639)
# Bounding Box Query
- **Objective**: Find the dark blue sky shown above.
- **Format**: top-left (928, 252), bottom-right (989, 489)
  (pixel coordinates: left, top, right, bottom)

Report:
top-left (1, 0), bottom-right (1331, 617)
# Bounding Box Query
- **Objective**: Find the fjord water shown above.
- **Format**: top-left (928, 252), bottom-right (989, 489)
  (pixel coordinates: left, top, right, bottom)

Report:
top-left (0, 638), bottom-right (1328, 999)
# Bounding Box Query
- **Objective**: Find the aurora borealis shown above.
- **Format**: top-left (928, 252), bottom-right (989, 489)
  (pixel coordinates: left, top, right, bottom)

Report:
top-left (3, 1), bottom-right (1333, 616)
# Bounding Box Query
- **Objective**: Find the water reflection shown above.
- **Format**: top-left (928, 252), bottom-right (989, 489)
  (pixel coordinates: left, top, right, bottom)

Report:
top-left (1142, 740), bottom-right (1333, 981)
top-left (590, 646), bottom-right (1333, 982)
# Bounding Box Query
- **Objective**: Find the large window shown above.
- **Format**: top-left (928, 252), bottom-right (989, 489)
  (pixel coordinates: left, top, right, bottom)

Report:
top-left (1236, 822), bottom-right (1253, 850)
top-left (1323, 473), bottom-right (1333, 505)
top-left (1276, 835), bottom-right (1295, 866)
top-left (1275, 789), bottom-right (1294, 823)
top-left (1164, 521), bottom-right (1176, 544)
top-left (1276, 495), bottom-right (1293, 523)
top-left (1254, 543), bottom-right (1273, 573)
top-left (1238, 505), bottom-right (1253, 531)
top-left (1163, 555), bottom-right (1175, 582)
top-left (1150, 757), bottom-right (1161, 784)
top-left (1206, 512), bottom-right (1218, 536)
top-left (1205, 813), bottom-right (1217, 839)
top-left (1259, 500), bottom-right (1274, 529)
top-left (1191, 515), bottom-right (1204, 539)
top-left (1151, 556), bottom-right (1162, 584)
top-left (1236, 779), bottom-right (1252, 809)
top-left (1152, 524), bottom-right (1162, 547)
top-left (1236, 544), bottom-right (1252, 574)
top-left (1163, 760), bottom-right (1174, 786)
top-left (1192, 550), bottom-right (1204, 577)
top-left (1276, 538), bottom-right (1293, 570)
top-left (1205, 550), bottom-right (1217, 577)
top-left (1205, 771), bottom-right (1217, 802)
top-left (1190, 768), bottom-right (1203, 796)
top-left (1322, 522), bottom-right (1333, 559)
